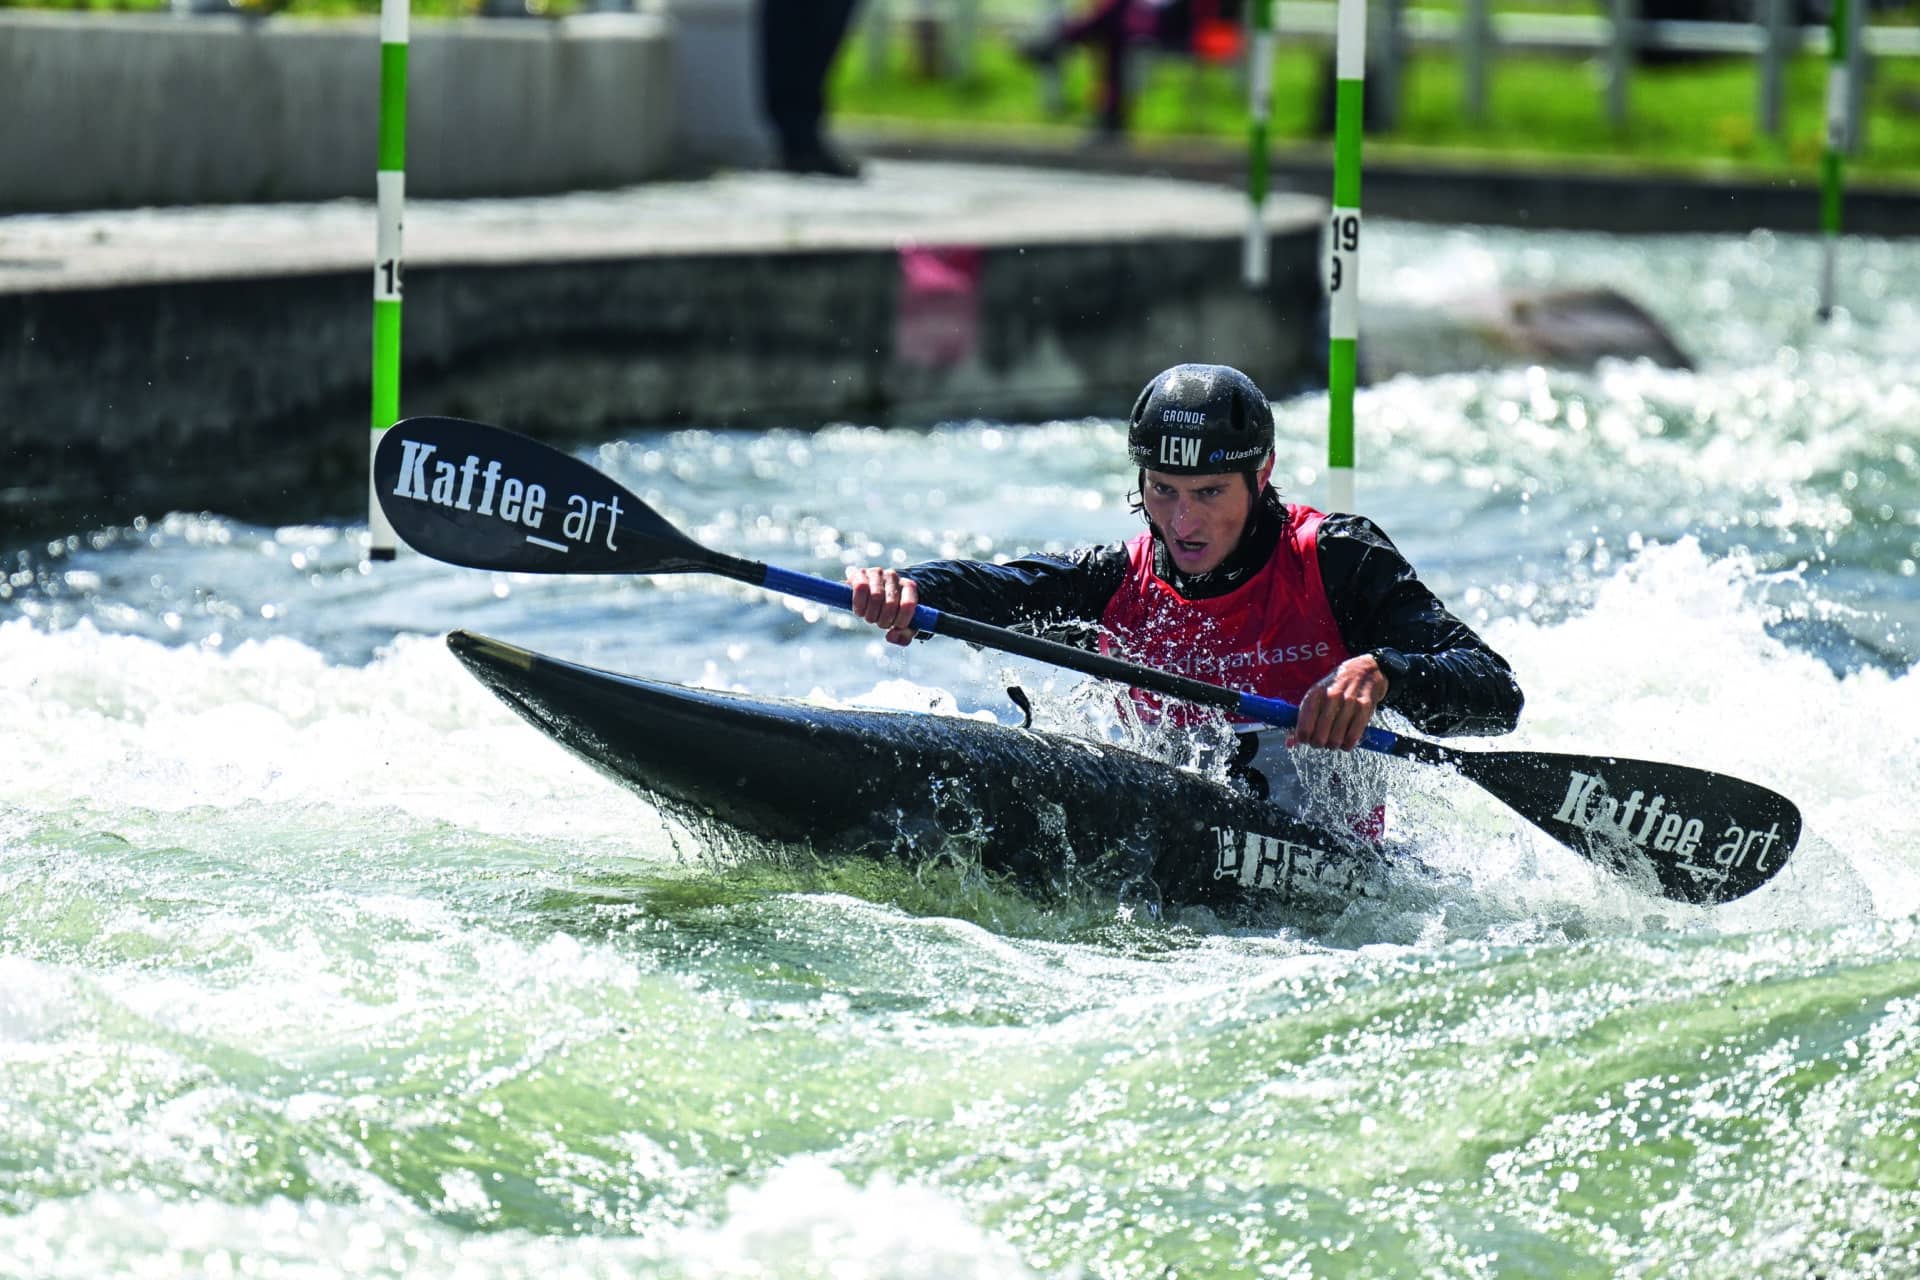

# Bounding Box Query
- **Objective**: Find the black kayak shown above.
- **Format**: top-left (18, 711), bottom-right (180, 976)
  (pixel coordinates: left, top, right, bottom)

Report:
top-left (448, 631), bottom-right (1386, 910)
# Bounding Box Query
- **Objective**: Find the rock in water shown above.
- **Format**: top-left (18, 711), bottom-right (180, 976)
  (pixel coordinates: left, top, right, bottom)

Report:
top-left (1363, 286), bottom-right (1693, 380)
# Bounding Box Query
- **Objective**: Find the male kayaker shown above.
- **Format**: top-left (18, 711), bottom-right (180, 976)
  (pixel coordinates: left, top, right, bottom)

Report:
top-left (846, 363), bottom-right (1523, 830)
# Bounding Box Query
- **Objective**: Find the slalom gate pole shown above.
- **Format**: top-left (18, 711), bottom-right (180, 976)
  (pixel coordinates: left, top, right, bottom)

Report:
top-left (1326, 0), bottom-right (1366, 514)
top-left (1817, 0), bottom-right (1849, 322)
top-left (1243, 0), bottom-right (1276, 286)
top-left (369, 0), bottom-right (410, 562)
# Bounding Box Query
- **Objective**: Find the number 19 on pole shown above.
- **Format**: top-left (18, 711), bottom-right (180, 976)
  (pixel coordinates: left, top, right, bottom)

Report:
top-left (1328, 211), bottom-right (1360, 296)
top-left (1326, 0), bottom-right (1366, 515)
top-left (1326, 207), bottom-right (1362, 512)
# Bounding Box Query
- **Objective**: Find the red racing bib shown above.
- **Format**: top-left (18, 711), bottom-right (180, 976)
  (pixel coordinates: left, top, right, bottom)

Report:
top-left (1098, 504), bottom-right (1351, 725)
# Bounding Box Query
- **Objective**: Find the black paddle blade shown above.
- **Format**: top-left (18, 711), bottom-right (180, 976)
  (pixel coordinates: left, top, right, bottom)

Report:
top-left (1449, 750), bottom-right (1801, 904)
top-left (373, 417), bottom-right (721, 575)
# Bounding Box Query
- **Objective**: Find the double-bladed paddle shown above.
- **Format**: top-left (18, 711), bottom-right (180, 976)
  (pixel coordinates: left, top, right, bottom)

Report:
top-left (375, 416), bottom-right (1801, 904)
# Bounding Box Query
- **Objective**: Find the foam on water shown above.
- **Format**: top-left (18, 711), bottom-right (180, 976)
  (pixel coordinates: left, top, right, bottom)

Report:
top-left (5, 618), bottom-right (652, 845)
top-left (7, 519), bottom-right (1915, 947)
top-left (1386, 537), bottom-right (1920, 935)
top-left (0, 1164), bottom-right (1038, 1280)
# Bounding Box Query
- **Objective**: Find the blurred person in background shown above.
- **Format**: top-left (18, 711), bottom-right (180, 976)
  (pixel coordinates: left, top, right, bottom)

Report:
top-left (762, 0), bottom-right (864, 177)
top-left (1021, 0), bottom-right (1240, 142)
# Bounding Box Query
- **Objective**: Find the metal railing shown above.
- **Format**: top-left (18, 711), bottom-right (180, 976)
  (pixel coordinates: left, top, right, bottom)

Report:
top-left (862, 0), bottom-right (1912, 146)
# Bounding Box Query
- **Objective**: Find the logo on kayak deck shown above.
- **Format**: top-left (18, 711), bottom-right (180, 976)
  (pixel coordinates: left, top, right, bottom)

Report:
top-left (389, 439), bottom-right (623, 553)
top-left (1212, 827), bottom-right (1360, 895)
top-left (1553, 769), bottom-right (1786, 874)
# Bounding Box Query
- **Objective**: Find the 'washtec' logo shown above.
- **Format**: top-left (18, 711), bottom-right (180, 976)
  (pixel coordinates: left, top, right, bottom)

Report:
top-left (390, 439), bottom-right (624, 553)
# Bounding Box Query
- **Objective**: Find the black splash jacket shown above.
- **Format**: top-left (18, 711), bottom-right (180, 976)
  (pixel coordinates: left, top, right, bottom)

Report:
top-left (904, 491), bottom-right (1524, 738)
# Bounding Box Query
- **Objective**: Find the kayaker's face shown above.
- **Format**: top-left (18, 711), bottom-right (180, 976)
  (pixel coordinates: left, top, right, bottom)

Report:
top-left (1142, 459), bottom-right (1273, 575)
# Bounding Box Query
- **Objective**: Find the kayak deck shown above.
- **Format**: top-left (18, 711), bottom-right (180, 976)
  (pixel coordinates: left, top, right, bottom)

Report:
top-left (447, 631), bottom-right (1387, 911)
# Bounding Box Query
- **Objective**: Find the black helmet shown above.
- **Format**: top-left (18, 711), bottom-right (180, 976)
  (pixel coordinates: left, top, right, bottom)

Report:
top-left (1126, 364), bottom-right (1275, 475)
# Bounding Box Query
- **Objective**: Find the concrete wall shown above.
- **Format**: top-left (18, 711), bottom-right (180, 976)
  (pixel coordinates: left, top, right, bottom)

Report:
top-left (0, 11), bottom-right (675, 210)
top-left (852, 134), bottom-right (1920, 238)
top-left (0, 231), bottom-right (1324, 536)
top-left (650, 0), bottom-right (774, 168)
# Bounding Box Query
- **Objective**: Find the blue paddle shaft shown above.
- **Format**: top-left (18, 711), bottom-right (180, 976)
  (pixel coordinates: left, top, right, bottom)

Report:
top-left (758, 566), bottom-right (1403, 754)
top-left (1241, 692), bottom-right (1402, 754)
top-left (763, 564), bottom-right (942, 631)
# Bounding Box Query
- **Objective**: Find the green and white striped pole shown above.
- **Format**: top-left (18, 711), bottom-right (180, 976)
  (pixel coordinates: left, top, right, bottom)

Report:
top-left (1817, 0), bottom-right (1848, 322)
top-left (1243, 0), bottom-right (1275, 286)
top-left (1326, 0), bottom-right (1366, 514)
top-left (369, 0), bottom-right (409, 562)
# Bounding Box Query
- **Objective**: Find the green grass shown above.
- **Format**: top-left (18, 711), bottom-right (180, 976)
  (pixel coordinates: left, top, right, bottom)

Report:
top-left (833, 28), bottom-right (1920, 182)
top-left (11, 0), bottom-right (1920, 178)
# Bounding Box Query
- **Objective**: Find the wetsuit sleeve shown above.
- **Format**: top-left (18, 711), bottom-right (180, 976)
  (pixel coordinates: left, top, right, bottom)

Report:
top-left (902, 544), bottom-right (1131, 638)
top-left (1317, 515), bottom-right (1525, 737)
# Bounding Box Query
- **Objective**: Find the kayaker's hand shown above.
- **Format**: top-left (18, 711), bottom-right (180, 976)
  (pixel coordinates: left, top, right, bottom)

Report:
top-left (846, 567), bottom-right (921, 646)
top-left (1290, 655), bottom-right (1389, 752)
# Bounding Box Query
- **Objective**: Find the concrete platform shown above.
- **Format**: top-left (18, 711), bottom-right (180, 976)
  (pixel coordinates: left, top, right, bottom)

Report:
top-left (0, 161), bottom-right (1325, 535)
top-left (846, 126), bottom-right (1920, 238)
